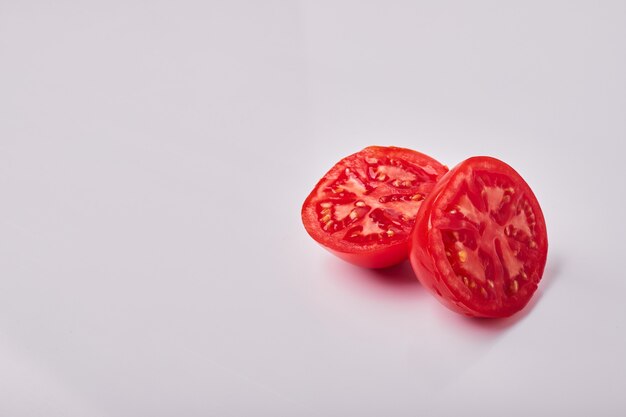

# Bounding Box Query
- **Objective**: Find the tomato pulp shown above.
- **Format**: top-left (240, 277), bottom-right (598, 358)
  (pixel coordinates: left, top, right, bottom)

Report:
top-left (409, 156), bottom-right (548, 317)
top-left (302, 146), bottom-right (448, 268)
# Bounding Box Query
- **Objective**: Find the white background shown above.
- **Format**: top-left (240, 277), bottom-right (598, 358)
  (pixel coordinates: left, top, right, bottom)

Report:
top-left (1, 1), bottom-right (625, 416)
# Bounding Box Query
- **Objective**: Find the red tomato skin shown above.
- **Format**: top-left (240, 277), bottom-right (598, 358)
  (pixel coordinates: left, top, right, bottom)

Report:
top-left (302, 146), bottom-right (448, 269)
top-left (409, 157), bottom-right (548, 318)
top-left (322, 240), bottom-right (408, 269)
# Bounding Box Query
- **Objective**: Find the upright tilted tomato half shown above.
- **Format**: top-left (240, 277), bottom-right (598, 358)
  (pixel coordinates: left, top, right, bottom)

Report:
top-left (409, 156), bottom-right (548, 318)
top-left (302, 146), bottom-right (448, 268)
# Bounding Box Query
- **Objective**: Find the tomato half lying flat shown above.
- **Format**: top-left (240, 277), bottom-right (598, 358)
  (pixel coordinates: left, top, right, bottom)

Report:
top-left (302, 146), bottom-right (448, 268)
top-left (409, 156), bottom-right (548, 318)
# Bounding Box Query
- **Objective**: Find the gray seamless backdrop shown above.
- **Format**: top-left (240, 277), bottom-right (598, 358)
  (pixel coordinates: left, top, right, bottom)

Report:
top-left (1, 1), bottom-right (625, 416)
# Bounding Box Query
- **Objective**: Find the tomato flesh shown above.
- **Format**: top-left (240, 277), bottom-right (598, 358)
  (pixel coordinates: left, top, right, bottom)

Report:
top-left (409, 156), bottom-right (548, 317)
top-left (302, 146), bottom-right (448, 268)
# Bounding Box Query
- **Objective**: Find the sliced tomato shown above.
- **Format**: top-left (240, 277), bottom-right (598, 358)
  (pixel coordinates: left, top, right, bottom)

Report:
top-left (409, 156), bottom-right (548, 318)
top-left (302, 146), bottom-right (448, 268)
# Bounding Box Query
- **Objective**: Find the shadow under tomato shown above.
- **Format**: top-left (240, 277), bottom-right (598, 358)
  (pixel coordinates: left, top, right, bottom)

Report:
top-left (323, 250), bottom-right (563, 334)
top-left (362, 260), bottom-right (421, 288)
top-left (323, 257), bottom-right (425, 303)
top-left (538, 251), bottom-right (562, 293)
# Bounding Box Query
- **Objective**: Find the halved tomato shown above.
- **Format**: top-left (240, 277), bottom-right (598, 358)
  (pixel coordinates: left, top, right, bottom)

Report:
top-left (302, 146), bottom-right (448, 268)
top-left (409, 156), bottom-right (548, 318)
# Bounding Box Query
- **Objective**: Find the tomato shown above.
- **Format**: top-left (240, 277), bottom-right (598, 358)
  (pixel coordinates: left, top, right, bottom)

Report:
top-left (409, 156), bottom-right (548, 318)
top-left (302, 146), bottom-right (448, 268)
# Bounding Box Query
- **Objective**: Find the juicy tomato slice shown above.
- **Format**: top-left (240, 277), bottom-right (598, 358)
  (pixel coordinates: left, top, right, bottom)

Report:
top-left (409, 156), bottom-right (548, 318)
top-left (302, 146), bottom-right (448, 268)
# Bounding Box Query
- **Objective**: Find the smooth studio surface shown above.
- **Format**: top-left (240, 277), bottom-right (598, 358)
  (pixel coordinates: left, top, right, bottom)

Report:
top-left (1, 1), bottom-right (625, 416)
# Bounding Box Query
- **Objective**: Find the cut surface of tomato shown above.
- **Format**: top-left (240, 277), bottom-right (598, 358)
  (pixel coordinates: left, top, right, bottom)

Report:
top-left (302, 146), bottom-right (448, 268)
top-left (409, 156), bottom-right (548, 318)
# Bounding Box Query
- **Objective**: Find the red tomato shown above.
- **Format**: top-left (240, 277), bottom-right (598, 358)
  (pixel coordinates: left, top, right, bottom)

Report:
top-left (409, 156), bottom-right (548, 318)
top-left (302, 146), bottom-right (448, 268)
